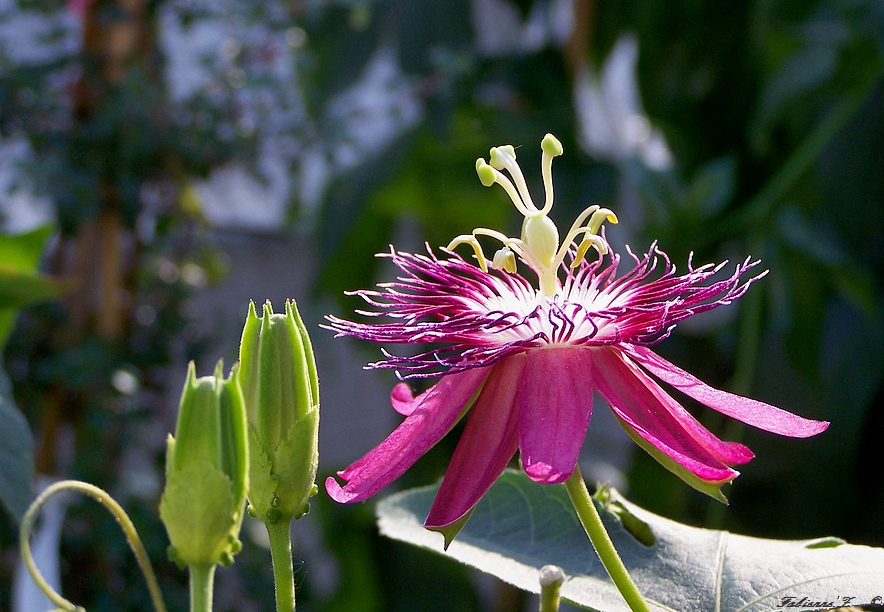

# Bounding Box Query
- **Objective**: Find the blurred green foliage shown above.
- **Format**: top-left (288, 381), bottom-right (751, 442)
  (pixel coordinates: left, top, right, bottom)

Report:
top-left (1, 0), bottom-right (883, 610)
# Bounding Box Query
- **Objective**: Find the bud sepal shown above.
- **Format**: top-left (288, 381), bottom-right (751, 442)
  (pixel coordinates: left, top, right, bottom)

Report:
top-left (238, 300), bottom-right (319, 523)
top-left (159, 361), bottom-right (248, 568)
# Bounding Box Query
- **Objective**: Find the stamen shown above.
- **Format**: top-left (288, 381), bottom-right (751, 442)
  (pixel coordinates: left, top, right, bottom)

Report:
top-left (568, 205), bottom-right (601, 233)
top-left (570, 235), bottom-right (609, 268)
top-left (467, 134), bottom-right (619, 298)
top-left (551, 205), bottom-right (600, 271)
top-left (472, 227), bottom-right (522, 247)
top-left (492, 247), bottom-right (517, 273)
top-left (447, 235), bottom-right (489, 272)
top-left (588, 208), bottom-right (619, 234)
top-left (472, 229), bottom-right (542, 272)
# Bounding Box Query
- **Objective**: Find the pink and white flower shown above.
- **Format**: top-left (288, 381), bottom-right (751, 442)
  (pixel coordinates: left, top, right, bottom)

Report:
top-left (325, 134), bottom-right (828, 532)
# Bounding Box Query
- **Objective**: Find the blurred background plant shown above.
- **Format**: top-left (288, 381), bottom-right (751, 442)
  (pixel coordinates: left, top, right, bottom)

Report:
top-left (1, 0), bottom-right (882, 610)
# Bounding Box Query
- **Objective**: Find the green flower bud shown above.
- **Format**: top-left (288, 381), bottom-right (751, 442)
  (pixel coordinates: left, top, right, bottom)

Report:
top-left (159, 361), bottom-right (248, 568)
top-left (238, 300), bottom-right (319, 523)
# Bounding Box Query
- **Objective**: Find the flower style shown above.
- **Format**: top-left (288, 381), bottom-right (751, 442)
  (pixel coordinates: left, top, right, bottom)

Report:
top-left (324, 134), bottom-right (829, 534)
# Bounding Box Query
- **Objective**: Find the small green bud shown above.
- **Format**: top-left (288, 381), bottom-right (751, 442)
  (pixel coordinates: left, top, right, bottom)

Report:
top-left (159, 361), bottom-right (249, 568)
top-left (238, 300), bottom-right (319, 523)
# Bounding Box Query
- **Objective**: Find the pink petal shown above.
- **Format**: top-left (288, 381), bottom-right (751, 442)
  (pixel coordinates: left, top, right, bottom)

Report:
top-left (518, 347), bottom-right (594, 484)
top-left (627, 345), bottom-right (830, 438)
top-left (651, 385), bottom-right (754, 465)
top-left (624, 358), bottom-right (755, 465)
top-left (326, 367), bottom-right (489, 503)
top-left (425, 355), bottom-right (527, 529)
top-left (592, 347), bottom-right (738, 483)
top-left (614, 351), bottom-right (754, 465)
top-left (391, 382), bottom-right (420, 416)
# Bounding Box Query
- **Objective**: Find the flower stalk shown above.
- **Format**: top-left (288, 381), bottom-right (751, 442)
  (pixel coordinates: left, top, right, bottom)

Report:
top-left (266, 520), bottom-right (296, 612)
top-left (188, 564), bottom-right (216, 612)
top-left (564, 468), bottom-right (650, 612)
top-left (539, 565), bottom-right (565, 612)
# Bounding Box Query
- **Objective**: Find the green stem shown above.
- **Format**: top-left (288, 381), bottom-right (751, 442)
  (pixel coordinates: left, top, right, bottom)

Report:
top-left (188, 564), bottom-right (216, 612)
top-left (538, 565), bottom-right (564, 612)
top-left (266, 519), bottom-right (296, 612)
top-left (20, 480), bottom-right (167, 612)
top-left (564, 468), bottom-right (650, 612)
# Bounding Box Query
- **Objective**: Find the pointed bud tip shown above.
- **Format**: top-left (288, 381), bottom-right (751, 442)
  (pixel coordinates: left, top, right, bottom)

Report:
top-left (284, 298), bottom-right (300, 317)
top-left (262, 299), bottom-right (274, 319)
top-left (424, 507), bottom-right (475, 550)
top-left (185, 361), bottom-right (197, 386)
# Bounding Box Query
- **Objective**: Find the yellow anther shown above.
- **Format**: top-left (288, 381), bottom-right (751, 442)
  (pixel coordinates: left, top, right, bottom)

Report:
top-left (492, 247), bottom-right (517, 274)
top-left (570, 235), bottom-right (609, 268)
top-left (588, 208), bottom-right (618, 235)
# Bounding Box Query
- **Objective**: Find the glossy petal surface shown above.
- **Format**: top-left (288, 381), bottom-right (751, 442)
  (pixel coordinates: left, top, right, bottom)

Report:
top-left (518, 347), bottom-right (594, 484)
top-left (390, 382), bottom-right (421, 416)
top-left (425, 355), bottom-right (526, 528)
top-left (592, 347), bottom-right (738, 484)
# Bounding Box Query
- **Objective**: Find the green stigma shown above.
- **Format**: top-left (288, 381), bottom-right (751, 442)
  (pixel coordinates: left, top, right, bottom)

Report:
top-left (448, 133), bottom-right (618, 298)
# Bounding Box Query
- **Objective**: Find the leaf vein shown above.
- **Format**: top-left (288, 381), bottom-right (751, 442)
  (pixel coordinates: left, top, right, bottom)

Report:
top-left (714, 531), bottom-right (728, 612)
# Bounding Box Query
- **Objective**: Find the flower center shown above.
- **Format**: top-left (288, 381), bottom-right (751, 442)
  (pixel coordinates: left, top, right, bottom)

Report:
top-left (448, 134), bottom-right (618, 298)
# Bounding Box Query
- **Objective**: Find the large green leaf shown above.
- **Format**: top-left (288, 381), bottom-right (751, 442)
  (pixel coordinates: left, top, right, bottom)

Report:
top-left (377, 470), bottom-right (884, 612)
top-left (0, 225), bottom-right (62, 346)
top-left (0, 225), bottom-right (54, 270)
top-left (0, 266), bottom-right (64, 309)
top-left (0, 366), bottom-right (34, 521)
